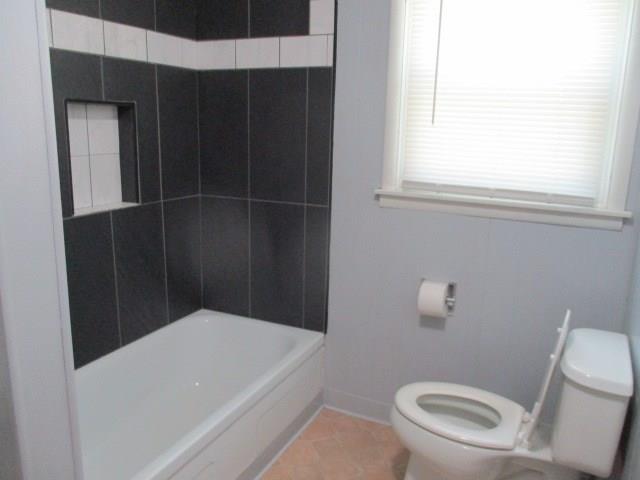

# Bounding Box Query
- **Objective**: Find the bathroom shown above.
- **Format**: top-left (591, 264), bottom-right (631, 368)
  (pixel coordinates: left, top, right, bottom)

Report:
top-left (1, 0), bottom-right (640, 479)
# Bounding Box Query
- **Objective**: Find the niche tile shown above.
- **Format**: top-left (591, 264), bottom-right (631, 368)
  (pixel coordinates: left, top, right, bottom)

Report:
top-left (250, 0), bottom-right (310, 38)
top-left (164, 197), bottom-right (202, 321)
top-left (307, 68), bottom-right (333, 205)
top-left (304, 206), bottom-right (330, 332)
top-left (197, 0), bottom-right (248, 40)
top-left (250, 69), bottom-right (307, 202)
top-left (89, 154), bottom-right (122, 206)
top-left (67, 103), bottom-right (89, 156)
top-left (46, 0), bottom-right (99, 18)
top-left (251, 201), bottom-right (304, 327)
top-left (156, 0), bottom-right (197, 39)
top-left (157, 66), bottom-right (199, 199)
top-left (202, 197), bottom-right (250, 316)
top-left (103, 57), bottom-right (161, 203)
top-left (199, 70), bottom-right (248, 197)
top-left (70, 155), bottom-right (92, 209)
top-left (113, 204), bottom-right (168, 344)
top-left (63, 214), bottom-right (120, 368)
top-left (66, 101), bottom-right (138, 214)
top-left (101, 0), bottom-right (155, 30)
top-left (87, 104), bottom-right (119, 155)
top-left (50, 50), bottom-right (103, 217)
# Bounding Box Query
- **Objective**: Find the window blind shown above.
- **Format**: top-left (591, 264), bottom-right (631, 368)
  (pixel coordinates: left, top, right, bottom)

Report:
top-left (399, 0), bottom-right (632, 206)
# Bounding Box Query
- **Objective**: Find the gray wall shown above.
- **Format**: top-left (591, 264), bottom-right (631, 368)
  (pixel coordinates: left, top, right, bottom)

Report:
top-left (326, 0), bottom-right (640, 423)
top-left (0, 307), bottom-right (21, 480)
top-left (623, 214), bottom-right (640, 479)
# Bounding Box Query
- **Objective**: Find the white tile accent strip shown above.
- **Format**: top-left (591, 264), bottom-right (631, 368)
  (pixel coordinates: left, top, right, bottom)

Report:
top-left (51, 9), bottom-right (104, 55)
top-left (310, 0), bottom-right (335, 35)
top-left (236, 37), bottom-right (280, 69)
top-left (197, 40), bottom-right (236, 70)
top-left (280, 35), bottom-right (328, 68)
top-left (147, 30), bottom-right (182, 67)
top-left (181, 39), bottom-right (200, 70)
top-left (104, 21), bottom-right (147, 62)
top-left (49, 9), bottom-right (333, 70)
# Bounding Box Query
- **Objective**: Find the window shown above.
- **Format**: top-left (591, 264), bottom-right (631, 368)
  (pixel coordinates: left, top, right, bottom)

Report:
top-left (379, 0), bottom-right (640, 229)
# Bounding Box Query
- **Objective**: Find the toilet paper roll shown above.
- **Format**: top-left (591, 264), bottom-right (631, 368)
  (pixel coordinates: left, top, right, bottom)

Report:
top-left (417, 281), bottom-right (449, 318)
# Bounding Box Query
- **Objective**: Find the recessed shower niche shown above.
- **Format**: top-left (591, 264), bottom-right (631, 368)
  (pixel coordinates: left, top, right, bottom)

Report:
top-left (66, 101), bottom-right (138, 215)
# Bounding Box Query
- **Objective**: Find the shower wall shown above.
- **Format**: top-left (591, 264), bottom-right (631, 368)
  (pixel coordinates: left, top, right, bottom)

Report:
top-left (48, 0), bottom-right (335, 368)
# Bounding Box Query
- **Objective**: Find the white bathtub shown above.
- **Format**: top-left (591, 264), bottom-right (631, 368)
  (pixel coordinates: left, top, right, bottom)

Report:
top-left (75, 310), bottom-right (324, 480)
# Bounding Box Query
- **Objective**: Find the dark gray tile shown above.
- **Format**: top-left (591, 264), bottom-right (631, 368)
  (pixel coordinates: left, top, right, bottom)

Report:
top-left (101, 0), bottom-right (155, 30)
top-left (63, 214), bottom-right (120, 368)
top-left (158, 66), bottom-right (199, 199)
top-left (103, 58), bottom-right (161, 203)
top-left (250, 201), bottom-right (304, 327)
top-left (250, 0), bottom-right (309, 37)
top-left (307, 68), bottom-right (333, 206)
top-left (164, 197), bottom-right (202, 321)
top-left (113, 204), bottom-right (168, 344)
top-left (304, 206), bottom-right (329, 332)
top-left (197, 0), bottom-right (248, 39)
top-left (202, 197), bottom-right (249, 315)
top-left (250, 69), bottom-right (307, 202)
top-left (46, 0), bottom-right (99, 17)
top-left (199, 71), bottom-right (248, 197)
top-left (49, 50), bottom-right (103, 217)
top-left (156, 0), bottom-right (197, 38)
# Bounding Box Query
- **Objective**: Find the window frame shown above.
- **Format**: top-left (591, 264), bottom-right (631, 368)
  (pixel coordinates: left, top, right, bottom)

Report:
top-left (378, 0), bottom-right (640, 230)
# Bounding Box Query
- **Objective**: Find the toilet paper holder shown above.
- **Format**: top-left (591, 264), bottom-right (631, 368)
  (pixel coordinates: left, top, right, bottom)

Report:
top-left (444, 282), bottom-right (457, 315)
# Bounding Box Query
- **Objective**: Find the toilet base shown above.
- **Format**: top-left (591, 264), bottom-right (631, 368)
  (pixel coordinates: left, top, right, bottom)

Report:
top-left (403, 454), bottom-right (582, 480)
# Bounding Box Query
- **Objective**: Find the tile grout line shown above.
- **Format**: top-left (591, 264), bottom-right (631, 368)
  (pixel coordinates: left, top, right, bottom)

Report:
top-left (109, 211), bottom-right (123, 346)
top-left (159, 200), bottom-right (170, 325)
top-left (196, 70), bottom-right (204, 309)
top-left (196, 73), bottom-right (201, 196)
top-left (301, 68), bottom-right (310, 329)
top-left (154, 65), bottom-right (171, 325)
top-left (247, 70), bottom-right (252, 317)
top-left (247, 0), bottom-right (251, 38)
top-left (82, 105), bottom-right (96, 207)
top-left (62, 194), bottom-right (201, 220)
top-left (200, 193), bottom-right (328, 208)
top-left (199, 195), bottom-right (204, 309)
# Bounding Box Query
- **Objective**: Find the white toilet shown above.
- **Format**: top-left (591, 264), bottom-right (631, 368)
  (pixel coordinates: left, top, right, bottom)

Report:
top-left (391, 311), bottom-right (633, 480)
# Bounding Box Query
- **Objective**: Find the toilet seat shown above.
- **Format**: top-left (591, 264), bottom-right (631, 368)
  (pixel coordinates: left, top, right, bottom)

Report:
top-left (395, 382), bottom-right (525, 450)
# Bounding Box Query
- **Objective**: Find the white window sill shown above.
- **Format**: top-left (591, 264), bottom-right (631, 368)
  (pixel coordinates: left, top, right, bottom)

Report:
top-left (374, 189), bottom-right (631, 230)
top-left (73, 201), bottom-right (138, 218)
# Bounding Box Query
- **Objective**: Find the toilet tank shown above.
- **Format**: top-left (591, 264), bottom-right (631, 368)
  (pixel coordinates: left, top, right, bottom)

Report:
top-left (551, 329), bottom-right (633, 478)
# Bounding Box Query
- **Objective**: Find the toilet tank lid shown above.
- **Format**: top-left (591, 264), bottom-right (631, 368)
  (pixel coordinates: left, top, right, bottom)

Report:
top-left (561, 329), bottom-right (633, 397)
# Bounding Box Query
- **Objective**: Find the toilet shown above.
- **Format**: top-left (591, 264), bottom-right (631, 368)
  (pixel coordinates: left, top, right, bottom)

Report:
top-left (391, 311), bottom-right (633, 480)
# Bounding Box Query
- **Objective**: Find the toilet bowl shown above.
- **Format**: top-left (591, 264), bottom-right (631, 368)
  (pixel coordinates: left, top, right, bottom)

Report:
top-left (391, 311), bottom-right (633, 480)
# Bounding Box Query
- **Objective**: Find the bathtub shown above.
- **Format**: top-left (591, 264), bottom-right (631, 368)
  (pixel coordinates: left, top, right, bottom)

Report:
top-left (75, 310), bottom-right (324, 480)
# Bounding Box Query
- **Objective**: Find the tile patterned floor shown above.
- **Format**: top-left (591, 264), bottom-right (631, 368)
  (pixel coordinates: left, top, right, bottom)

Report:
top-left (261, 408), bottom-right (409, 480)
